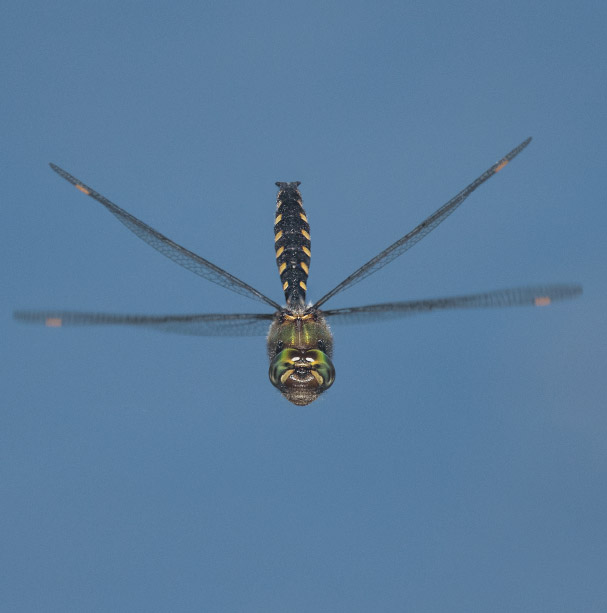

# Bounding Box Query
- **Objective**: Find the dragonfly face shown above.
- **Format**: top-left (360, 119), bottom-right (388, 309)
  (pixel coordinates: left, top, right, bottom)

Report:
top-left (14, 138), bottom-right (582, 406)
top-left (267, 309), bottom-right (335, 406)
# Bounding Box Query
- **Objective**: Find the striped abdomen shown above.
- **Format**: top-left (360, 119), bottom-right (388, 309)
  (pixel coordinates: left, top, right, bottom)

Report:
top-left (274, 182), bottom-right (311, 307)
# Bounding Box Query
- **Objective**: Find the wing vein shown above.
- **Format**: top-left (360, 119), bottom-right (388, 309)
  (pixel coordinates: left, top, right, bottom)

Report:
top-left (14, 310), bottom-right (275, 337)
top-left (313, 138), bottom-right (532, 308)
top-left (323, 284), bottom-right (582, 325)
top-left (49, 163), bottom-right (281, 310)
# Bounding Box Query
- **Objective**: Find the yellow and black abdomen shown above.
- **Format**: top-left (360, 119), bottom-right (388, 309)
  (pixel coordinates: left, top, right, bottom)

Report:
top-left (274, 182), bottom-right (311, 307)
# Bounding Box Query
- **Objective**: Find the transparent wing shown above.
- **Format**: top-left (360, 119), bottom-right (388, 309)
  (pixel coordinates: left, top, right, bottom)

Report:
top-left (49, 164), bottom-right (282, 311)
top-left (313, 138), bottom-right (533, 309)
top-left (13, 310), bottom-right (275, 336)
top-left (322, 284), bottom-right (582, 325)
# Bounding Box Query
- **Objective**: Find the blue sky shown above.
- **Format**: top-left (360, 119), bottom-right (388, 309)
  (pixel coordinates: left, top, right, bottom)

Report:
top-left (2, 1), bottom-right (606, 610)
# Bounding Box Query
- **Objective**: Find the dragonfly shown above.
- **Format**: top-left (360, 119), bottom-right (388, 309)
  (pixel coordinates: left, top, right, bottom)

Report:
top-left (14, 138), bottom-right (581, 405)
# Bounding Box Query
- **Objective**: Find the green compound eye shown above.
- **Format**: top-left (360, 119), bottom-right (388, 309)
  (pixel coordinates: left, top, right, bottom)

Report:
top-left (301, 349), bottom-right (335, 389)
top-left (269, 348), bottom-right (335, 390)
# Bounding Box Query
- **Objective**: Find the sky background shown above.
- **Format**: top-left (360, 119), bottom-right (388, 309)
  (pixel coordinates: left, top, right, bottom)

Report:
top-left (2, 1), bottom-right (606, 611)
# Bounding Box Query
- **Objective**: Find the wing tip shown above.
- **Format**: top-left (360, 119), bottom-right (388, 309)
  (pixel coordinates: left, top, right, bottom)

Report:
top-left (535, 283), bottom-right (583, 306)
top-left (562, 283), bottom-right (583, 298)
top-left (49, 163), bottom-right (92, 194)
top-left (14, 311), bottom-right (64, 327)
top-left (496, 137), bottom-right (533, 172)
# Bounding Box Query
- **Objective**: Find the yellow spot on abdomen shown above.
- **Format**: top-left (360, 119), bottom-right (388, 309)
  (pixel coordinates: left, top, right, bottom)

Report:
top-left (275, 230), bottom-right (283, 242)
top-left (45, 317), bottom-right (62, 327)
top-left (299, 281), bottom-right (307, 291)
top-left (302, 246), bottom-right (311, 257)
top-left (283, 281), bottom-right (289, 291)
top-left (76, 184), bottom-right (90, 195)
top-left (301, 229), bottom-right (310, 240)
top-left (275, 214), bottom-right (282, 225)
top-left (276, 246), bottom-right (284, 258)
top-left (279, 262), bottom-right (287, 274)
top-left (534, 296), bottom-right (551, 306)
top-left (300, 261), bottom-right (309, 274)
top-left (300, 213), bottom-right (308, 222)
top-left (495, 159), bottom-right (509, 173)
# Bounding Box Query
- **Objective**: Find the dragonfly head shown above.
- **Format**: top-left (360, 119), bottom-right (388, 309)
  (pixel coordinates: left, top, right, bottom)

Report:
top-left (269, 347), bottom-right (335, 406)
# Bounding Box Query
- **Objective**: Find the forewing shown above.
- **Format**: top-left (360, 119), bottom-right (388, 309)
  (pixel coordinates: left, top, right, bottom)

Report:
top-left (49, 164), bottom-right (281, 310)
top-left (313, 138), bottom-right (532, 309)
top-left (14, 310), bottom-right (275, 336)
top-left (322, 284), bottom-right (582, 325)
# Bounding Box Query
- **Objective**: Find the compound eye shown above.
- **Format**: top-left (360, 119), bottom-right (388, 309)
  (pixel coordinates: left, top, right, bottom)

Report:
top-left (269, 348), bottom-right (298, 387)
top-left (306, 349), bottom-right (335, 390)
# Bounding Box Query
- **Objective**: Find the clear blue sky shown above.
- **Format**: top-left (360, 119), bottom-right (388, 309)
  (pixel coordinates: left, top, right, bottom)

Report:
top-left (2, 1), bottom-right (605, 610)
